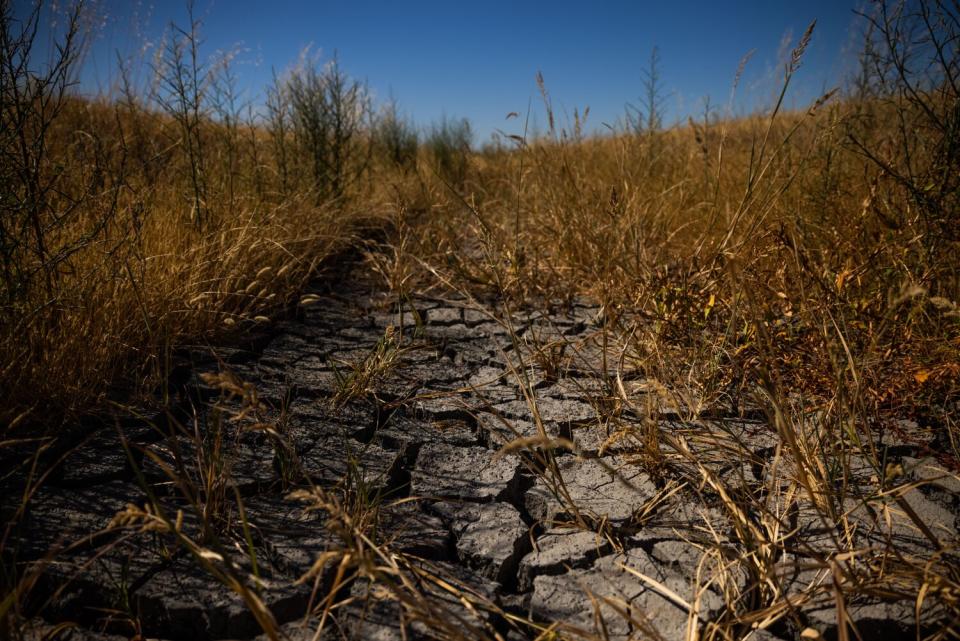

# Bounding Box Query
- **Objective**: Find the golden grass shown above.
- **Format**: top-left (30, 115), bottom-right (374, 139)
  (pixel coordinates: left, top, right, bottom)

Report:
top-left (380, 40), bottom-right (960, 636)
top-left (0, 97), bottom-right (405, 431)
top-left (407, 97), bottom-right (959, 443)
top-left (4, 2), bottom-right (959, 639)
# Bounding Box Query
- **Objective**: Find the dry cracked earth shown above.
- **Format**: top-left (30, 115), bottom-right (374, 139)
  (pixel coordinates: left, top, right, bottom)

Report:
top-left (5, 265), bottom-right (959, 641)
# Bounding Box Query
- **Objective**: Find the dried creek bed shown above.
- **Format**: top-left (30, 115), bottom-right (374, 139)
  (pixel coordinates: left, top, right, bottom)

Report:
top-left (6, 269), bottom-right (959, 641)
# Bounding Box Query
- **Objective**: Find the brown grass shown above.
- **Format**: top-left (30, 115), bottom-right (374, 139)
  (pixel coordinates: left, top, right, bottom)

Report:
top-left (3, 1), bottom-right (959, 639)
top-left (409, 87), bottom-right (959, 452)
top-left (0, 86), bottom-right (404, 432)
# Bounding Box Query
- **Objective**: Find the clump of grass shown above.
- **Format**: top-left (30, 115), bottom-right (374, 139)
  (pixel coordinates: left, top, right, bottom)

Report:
top-left (330, 325), bottom-right (405, 407)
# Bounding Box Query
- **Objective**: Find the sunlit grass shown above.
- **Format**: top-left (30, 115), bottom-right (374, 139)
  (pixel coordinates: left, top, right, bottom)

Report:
top-left (2, 1), bottom-right (958, 639)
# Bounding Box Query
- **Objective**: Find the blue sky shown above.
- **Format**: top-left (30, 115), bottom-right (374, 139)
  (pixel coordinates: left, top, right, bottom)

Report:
top-left (24, 0), bottom-right (867, 142)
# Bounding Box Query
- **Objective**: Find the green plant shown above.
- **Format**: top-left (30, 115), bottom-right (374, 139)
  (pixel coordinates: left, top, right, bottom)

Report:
top-left (154, 0), bottom-right (210, 229)
top-left (426, 115), bottom-right (472, 189)
top-left (376, 98), bottom-right (419, 169)
top-left (626, 45), bottom-right (667, 136)
top-left (282, 52), bottom-right (373, 202)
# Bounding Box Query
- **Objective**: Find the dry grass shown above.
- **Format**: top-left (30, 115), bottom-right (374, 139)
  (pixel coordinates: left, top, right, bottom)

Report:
top-left (0, 15), bottom-right (410, 431)
top-left (3, 1), bottom-right (960, 640)
top-left (409, 78), bottom-right (959, 454)
top-left (385, 10), bottom-right (960, 639)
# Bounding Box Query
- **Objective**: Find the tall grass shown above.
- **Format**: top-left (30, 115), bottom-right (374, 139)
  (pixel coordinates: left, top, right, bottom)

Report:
top-left (3, 0), bottom-right (959, 638)
top-left (0, 1), bottom-right (415, 431)
top-left (395, 6), bottom-right (960, 637)
top-left (413, 16), bottom-right (958, 439)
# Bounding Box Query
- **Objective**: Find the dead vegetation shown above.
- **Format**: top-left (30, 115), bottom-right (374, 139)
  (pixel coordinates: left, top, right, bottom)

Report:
top-left (2, 0), bottom-right (959, 640)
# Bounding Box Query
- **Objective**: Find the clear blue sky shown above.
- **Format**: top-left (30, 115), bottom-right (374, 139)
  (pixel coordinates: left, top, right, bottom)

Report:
top-left (23, 0), bottom-right (867, 142)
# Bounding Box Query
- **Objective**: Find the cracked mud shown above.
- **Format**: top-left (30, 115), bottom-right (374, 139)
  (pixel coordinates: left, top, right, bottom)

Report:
top-left (6, 268), bottom-right (958, 641)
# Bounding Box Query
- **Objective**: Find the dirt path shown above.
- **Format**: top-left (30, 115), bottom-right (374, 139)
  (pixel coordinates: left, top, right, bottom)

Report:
top-left (7, 266), bottom-right (958, 641)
